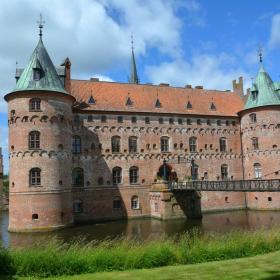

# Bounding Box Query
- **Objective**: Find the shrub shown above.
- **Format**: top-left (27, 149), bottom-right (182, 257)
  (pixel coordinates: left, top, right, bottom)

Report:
top-left (0, 243), bottom-right (15, 276)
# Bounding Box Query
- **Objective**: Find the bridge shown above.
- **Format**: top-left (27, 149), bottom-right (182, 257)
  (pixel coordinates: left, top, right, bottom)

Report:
top-left (169, 179), bottom-right (280, 192)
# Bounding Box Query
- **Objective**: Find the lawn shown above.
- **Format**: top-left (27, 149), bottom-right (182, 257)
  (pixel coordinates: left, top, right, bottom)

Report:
top-left (20, 250), bottom-right (280, 280)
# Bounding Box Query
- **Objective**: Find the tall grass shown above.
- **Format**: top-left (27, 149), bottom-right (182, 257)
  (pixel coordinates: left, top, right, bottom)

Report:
top-left (9, 227), bottom-right (280, 277)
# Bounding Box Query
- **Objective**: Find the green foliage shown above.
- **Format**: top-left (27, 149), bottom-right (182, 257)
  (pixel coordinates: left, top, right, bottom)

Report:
top-left (0, 243), bottom-right (15, 276)
top-left (9, 227), bottom-right (280, 277)
top-left (3, 175), bottom-right (9, 196)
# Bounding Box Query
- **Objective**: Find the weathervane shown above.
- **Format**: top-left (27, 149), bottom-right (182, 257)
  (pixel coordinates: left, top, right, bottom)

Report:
top-left (37, 13), bottom-right (45, 38)
top-left (258, 46), bottom-right (263, 63)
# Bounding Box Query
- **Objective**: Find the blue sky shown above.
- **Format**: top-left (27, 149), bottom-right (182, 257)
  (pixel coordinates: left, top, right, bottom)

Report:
top-left (1, 0), bottom-right (280, 174)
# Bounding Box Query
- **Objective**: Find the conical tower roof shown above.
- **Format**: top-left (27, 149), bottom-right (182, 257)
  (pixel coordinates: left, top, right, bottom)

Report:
top-left (244, 64), bottom-right (280, 110)
top-left (12, 37), bottom-right (67, 94)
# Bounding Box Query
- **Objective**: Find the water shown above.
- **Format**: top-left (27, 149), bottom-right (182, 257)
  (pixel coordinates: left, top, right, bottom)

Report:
top-left (1, 210), bottom-right (280, 248)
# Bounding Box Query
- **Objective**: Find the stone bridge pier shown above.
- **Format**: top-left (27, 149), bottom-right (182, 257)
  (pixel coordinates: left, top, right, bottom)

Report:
top-left (149, 181), bottom-right (202, 220)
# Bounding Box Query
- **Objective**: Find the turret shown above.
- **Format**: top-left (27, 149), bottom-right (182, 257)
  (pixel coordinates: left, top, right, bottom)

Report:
top-left (5, 18), bottom-right (76, 231)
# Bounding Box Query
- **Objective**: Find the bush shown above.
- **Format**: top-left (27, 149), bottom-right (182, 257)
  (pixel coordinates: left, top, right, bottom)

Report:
top-left (0, 243), bottom-right (15, 276)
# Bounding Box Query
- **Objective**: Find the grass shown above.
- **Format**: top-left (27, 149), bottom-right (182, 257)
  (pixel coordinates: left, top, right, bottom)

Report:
top-left (4, 227), bottom-right (280, 278)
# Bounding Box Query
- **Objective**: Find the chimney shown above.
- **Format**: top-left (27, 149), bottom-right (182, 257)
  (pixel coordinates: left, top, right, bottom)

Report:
top-left (159, 83), bottom-right (170, 86)
top-left (195, 85), bottom-right (203, 89)
top-left (185, 85), bottom-right (192, 88)
top-left (90, 78), bottom-right (100, 82)
top-left (61, 57), bottom-right (71, 92)
top-left (232, 76), bottom-right (243, 96)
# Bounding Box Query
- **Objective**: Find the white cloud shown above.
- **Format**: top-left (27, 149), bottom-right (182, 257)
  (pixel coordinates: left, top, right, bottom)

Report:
top-left (0, 0), bottom-right (187, 112)
top-left (145, 53), bottom-right (249, 91)
top-left (269, 13), bottom-right (280, 48)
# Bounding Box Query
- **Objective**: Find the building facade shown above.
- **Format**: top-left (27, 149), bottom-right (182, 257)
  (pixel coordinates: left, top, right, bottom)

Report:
top-left (5, 30), bottom-right (280, 232)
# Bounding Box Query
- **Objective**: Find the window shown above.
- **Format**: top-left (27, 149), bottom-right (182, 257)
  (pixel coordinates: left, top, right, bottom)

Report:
top-left (88, 95), bottom-right (96, 104)
top-left (145, 117), bottom-right (150, 124)
top-left (268, 197), bottom-right (272, 202)
top-left (252, 137), bottom-right (259, 150)
top-left (207, 119), bottom-right (211, 125)
top-left (155, 202), bottom-right (159, 212)
top-left (101, 115), bottom-right (107, 123)
top-left (112, 136), bottom-right (121, 153)
top-left (169, 118), bottom-right (174, 124)
top-left (178, 118), bottom-right (183, 125)
top-left (117, 116), bottom-right (123, 123)
top-left (131, 116), bottom-right (137, 123)
top-left (87, 115), bottom-right (93, 122)
top-left (254, 163), bottom-right (262, 178)
top-left (187, 119), bottom-right (192, 125)
top-left (189, 137), bottom-right (197, 153)
top-left (129, 136), bottom-right (137, 153)
top-left (161, 137), bottom-right (169, 152)
top-left (33, 68), bottom-right (42, 81)
top-left (159, 117), bottom-right (164, 124)
top-left (72, 136), bottom-right (81, 154)
top-left (155, 98), bottom-right (162, 108)
top-left (186, 101), bottom-right (192, 109)
top-left (73, 200), bottom-right (83, 213)
top-left (98, 177), bottom-right (104, 185)
top-left (126, 97), bottom-right (133, 106)
top-left (30, 168), bottom-right (41, 186)
top-left (29, 98), bottom-right (41, 111)
top-left (197, 119), bottom-right (201, 125)
top-left (210, 102), bottom-right (216, 110)
top-left (252, 89), bottom-right (258, 100)
top-left (249, 113), bottom-right (257, 123)
top-left (217, 120), bottom-right (221, 126)
top-left (113, 167), bottom-right (122, 185)
top-left (131, 196), bottom-right (139, 209)
top-left (32, 214), bottom-right (39, 220)
top-left (225, 120), bottom-right (229, 126)
top-left (191, 164), bottom-right (199, 180)
top-left (219, 137), bottom-right (227, 152)
top-left (232, 121), bottom-right (236, 126)
top-left (29, 131), bottom-right (40, 149)
top-left (129, 166), bottom-right (139, 184)
top-left (221, 164), bottom-right (228, 180)
top-left (113, 197), bottom-right (122, 209)
top-left (72, 168), bottom-right (84, 187)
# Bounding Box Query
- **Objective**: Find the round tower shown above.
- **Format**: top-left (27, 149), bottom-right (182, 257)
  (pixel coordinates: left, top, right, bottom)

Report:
top-left (5, 26), bottom-right (76, 231)
top-left (239, 59), bottom-right (280, 209)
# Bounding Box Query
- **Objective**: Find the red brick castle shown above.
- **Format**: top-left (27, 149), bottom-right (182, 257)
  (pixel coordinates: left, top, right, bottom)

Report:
top-left (5, 25), bottom-right (280, 232)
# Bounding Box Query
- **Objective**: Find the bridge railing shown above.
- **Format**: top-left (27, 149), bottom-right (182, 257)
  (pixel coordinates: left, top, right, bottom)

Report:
top-left (169, 179), bottom-right (280, 192)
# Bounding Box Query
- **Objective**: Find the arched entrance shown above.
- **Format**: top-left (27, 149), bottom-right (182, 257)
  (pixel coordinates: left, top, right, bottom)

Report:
top-left (158, 164), bottom-right (178, 182)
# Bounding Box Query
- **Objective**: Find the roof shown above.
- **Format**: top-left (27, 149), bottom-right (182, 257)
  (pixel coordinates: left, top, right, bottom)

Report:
top-left (12, 37), bottom-right (67, 95)
top-left (70, 80), bottom-right (244, 117)
top-left (244, 64), bottom-right (280, 110)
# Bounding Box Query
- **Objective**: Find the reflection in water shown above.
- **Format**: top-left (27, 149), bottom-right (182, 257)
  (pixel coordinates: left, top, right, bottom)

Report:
top-left (1, 210), bottom-right (280, 248)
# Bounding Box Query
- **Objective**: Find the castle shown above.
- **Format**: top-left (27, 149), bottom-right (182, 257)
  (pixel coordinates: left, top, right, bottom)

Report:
top-left (5, 25), bottom-right (280, 232)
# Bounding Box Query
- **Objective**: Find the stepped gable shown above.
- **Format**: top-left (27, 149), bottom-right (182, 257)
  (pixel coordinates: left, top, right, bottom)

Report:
top-left (70, 80), bottom-right (244, 117)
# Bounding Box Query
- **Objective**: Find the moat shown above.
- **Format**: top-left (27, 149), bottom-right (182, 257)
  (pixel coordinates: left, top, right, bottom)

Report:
top-left (1, 210), bottom-right (280, 248)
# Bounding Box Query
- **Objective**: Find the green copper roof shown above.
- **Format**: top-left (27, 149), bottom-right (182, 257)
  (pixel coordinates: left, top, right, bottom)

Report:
top-left (12, 37), bottom-right (67, 94)
top-left (244, 64), bottom-right (280, 110)
top-left (129, 48), bottom-right (139, 84)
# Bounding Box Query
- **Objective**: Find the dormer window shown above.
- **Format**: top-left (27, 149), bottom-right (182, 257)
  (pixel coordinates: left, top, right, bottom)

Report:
top-left (186, 101), bottom-right (192, 109)
top-left (251, 90), bottom-right (258, 101)
top-left (155, 98), bottom-right (162, 108)
top-left (126, 96), bottom-right (133, 106)
top-left (33, 68), bottom-right (42, 81)
top-left (88, 95), bottom-right (96, 105)
top-left (210, 102), bottom-right (216, 110)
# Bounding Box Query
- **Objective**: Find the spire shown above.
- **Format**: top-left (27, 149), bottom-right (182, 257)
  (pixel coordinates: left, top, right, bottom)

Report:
top-left (244, 53), bottom-right (280, 109)
top-left (129, 34), bottom-right (139, 84)
top-left (37, 13), bottom-right (45, 38)
top-left (11, 16), bottom-right (67, 95)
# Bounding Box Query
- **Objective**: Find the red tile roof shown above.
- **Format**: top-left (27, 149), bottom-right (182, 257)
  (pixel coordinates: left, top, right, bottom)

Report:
top-left (70, 80), bottom-right (244, 117)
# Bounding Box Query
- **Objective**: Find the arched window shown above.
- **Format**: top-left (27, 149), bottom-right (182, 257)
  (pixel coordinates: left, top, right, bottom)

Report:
top-left (112, 136), bottom-right (121, 153)
top-left (72, 168), bottom-right (84, 187)
top-left (129, 166), bottom-right (139, 184)
top-left (161, 136), bottom-right (169, 152)
top-left (249, 113), bottom-right (257, 123)
top-left (29, 168), bottom-right (41, 186)
top-left (72, 136), bottom-right (81, 154)
top-left (221, 164), bottom-right (229, 180)
top-left (252, 137), bottom-right (259, 150)
top-left (29, 98), bottom-right (41, 111)
top-left (112, 167), bottom-right (122, 185)
top-left (29, 131), bottom-right (40, 149)
top-left (73, 200), bottom-right (83, 213)
top-left (189, 137), bottom-right (197, 153)
top-left (219, 137), bottom-right (227, 152)
top-left (129, 136), bottom-right (137, 153)
top-left (254, 163), bottom-right (262, 179)
top-left (131, 196), bottom-right (139, 209)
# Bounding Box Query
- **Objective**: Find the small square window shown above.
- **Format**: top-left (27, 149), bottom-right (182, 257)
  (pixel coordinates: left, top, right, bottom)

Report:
top-left (87, 115), bottom-right (93, 122)
top-left (131, 116), bottom-right (137, 123)
top-left (101, 115), bottom-right (107, 123)
top-left (187, 119), bottom-right (192, 125)
top-left (169, 118), bottom-right (174, 124)
top-left (145, 117), bottom-right (150, 124)
top-left (159, 118), bottom-right (164, 124)
top-left (117, 116), bottom-right (123, 123)
top-left (178, 118), bottom-right (183, 125)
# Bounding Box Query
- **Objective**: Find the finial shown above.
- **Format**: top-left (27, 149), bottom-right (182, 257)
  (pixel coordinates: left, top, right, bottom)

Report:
top-left (16, 61), bottom-right (18, 70)
top-left (258, 46), bottom-right (263, 63)
top-left (37, 13), bottom-right (45, 38)
top-left (131, 33), bottom-right (134, 51)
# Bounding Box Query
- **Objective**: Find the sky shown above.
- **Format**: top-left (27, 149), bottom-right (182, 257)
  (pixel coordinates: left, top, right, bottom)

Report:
top-left (1, 0), bottom-right (280, 174)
